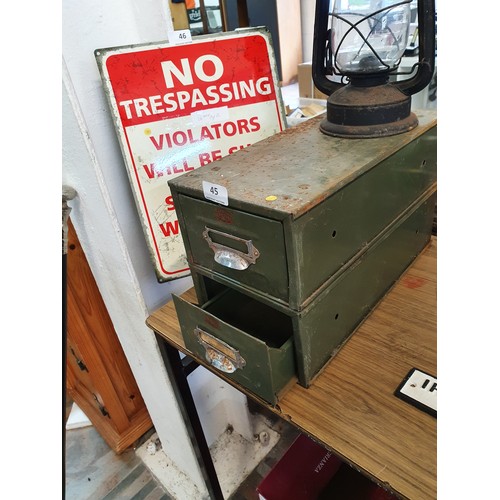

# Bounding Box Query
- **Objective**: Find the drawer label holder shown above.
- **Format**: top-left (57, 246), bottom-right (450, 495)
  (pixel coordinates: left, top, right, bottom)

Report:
top-left (202, 226), bottom-right (260, 271)
top-left (195, 327), bottom-right (246, 373)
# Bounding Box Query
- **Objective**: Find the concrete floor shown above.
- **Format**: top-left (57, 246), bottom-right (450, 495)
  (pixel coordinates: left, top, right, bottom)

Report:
top-left (65, 422), bottom-right (169, 499)
top-left (65, 398), bottom-right (300, 500)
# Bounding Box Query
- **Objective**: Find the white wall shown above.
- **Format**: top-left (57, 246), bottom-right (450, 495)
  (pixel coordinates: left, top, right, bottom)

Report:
top-left (62, 0), bottom-right (254, 496)
top-left (300, 0), bottom-right (317, 63)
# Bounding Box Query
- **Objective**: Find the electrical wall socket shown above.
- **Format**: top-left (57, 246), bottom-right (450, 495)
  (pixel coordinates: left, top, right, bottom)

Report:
top-left (394, 368), bottom-right (437, 418)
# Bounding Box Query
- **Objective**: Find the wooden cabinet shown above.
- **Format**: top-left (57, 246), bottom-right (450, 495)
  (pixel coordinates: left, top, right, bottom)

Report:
top-left (66, 219), bottom-right (152, 454)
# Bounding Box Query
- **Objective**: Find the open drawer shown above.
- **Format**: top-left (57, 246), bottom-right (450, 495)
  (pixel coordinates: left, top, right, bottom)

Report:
top-left (172, 288), bottom-right (296, 405)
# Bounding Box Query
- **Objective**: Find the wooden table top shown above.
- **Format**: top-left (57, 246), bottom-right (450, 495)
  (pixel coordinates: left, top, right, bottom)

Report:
top-left (146, 237), bottom-right (437, 500)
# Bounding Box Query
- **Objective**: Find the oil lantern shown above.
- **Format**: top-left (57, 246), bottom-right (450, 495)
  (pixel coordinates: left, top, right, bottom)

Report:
top-left (312, 0), bottom-right (435, 138)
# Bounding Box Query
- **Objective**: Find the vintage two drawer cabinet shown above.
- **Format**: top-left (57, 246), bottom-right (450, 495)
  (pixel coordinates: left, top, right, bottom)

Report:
top-left (168, 109), bottom-right (437, 405)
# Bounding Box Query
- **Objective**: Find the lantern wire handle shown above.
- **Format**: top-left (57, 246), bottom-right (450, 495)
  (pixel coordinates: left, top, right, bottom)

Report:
top-left (330, 0), bottom-right (412, 77)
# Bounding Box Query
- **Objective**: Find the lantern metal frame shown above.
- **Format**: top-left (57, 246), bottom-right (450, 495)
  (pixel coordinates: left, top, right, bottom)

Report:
top-left (312, 0), bottom-right (436, 138)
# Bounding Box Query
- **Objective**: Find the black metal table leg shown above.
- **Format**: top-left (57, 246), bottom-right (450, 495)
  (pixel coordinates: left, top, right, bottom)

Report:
top-left (155, 334), bottom-right (225, 500)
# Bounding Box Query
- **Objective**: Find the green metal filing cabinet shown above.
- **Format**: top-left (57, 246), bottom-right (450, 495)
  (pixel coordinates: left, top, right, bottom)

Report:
top-left (169, 110), bottom-right (437, 405)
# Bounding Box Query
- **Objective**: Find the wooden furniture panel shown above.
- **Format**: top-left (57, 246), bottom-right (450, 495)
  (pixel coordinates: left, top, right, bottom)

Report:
top-left (147, 237), bottom-right (437, 499)
top-left (170, 0), bottom-right (189, 30)
top-left (66, 219), bottom-right (153, 454)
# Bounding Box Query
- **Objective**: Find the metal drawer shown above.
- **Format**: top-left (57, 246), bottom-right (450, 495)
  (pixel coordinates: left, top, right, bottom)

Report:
top-left (170, 123), bottom-right (436, 311)
top-left (176, 194), bottom-right (289, 303)
top-left (173, 288), bottom-right (296, 405)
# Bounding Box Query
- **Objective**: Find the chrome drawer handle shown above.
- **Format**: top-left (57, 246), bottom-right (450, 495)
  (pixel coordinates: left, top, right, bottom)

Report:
top-left (202, 227), bottom-right (260, 271)
top-left (195, 327), bottom-right (246, 373)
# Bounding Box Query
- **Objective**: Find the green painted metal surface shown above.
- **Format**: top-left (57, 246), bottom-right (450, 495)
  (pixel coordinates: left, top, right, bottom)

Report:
top-left (170, 114), bottom-right (436, 310)
top-left (288, 126), bottom-right (437, 309)
top-left (176, 194), bottom-right (289, 303)
top-left (168, 110), bottom-right (436, 220)
top-left (293, 189), bottom-right (436, 385)
top-left (173, 290), bottom-right (296, 405)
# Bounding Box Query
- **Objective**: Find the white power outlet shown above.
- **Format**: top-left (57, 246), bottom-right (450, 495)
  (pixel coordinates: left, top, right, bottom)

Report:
top-left (395, 368), bottom-right (437, 417)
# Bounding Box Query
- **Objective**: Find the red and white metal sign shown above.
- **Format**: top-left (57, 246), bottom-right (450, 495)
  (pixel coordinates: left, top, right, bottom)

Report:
top-left (95, 29), bottom-right (286, 282)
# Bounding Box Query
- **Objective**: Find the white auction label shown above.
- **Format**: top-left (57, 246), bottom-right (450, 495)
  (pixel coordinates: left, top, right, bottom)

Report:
top-left (203, 181), bottom-right (228, 206)
top-left (191, 106), bottom-right (229, 125)
top-left (167, 29), bottom-right (192, 46)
